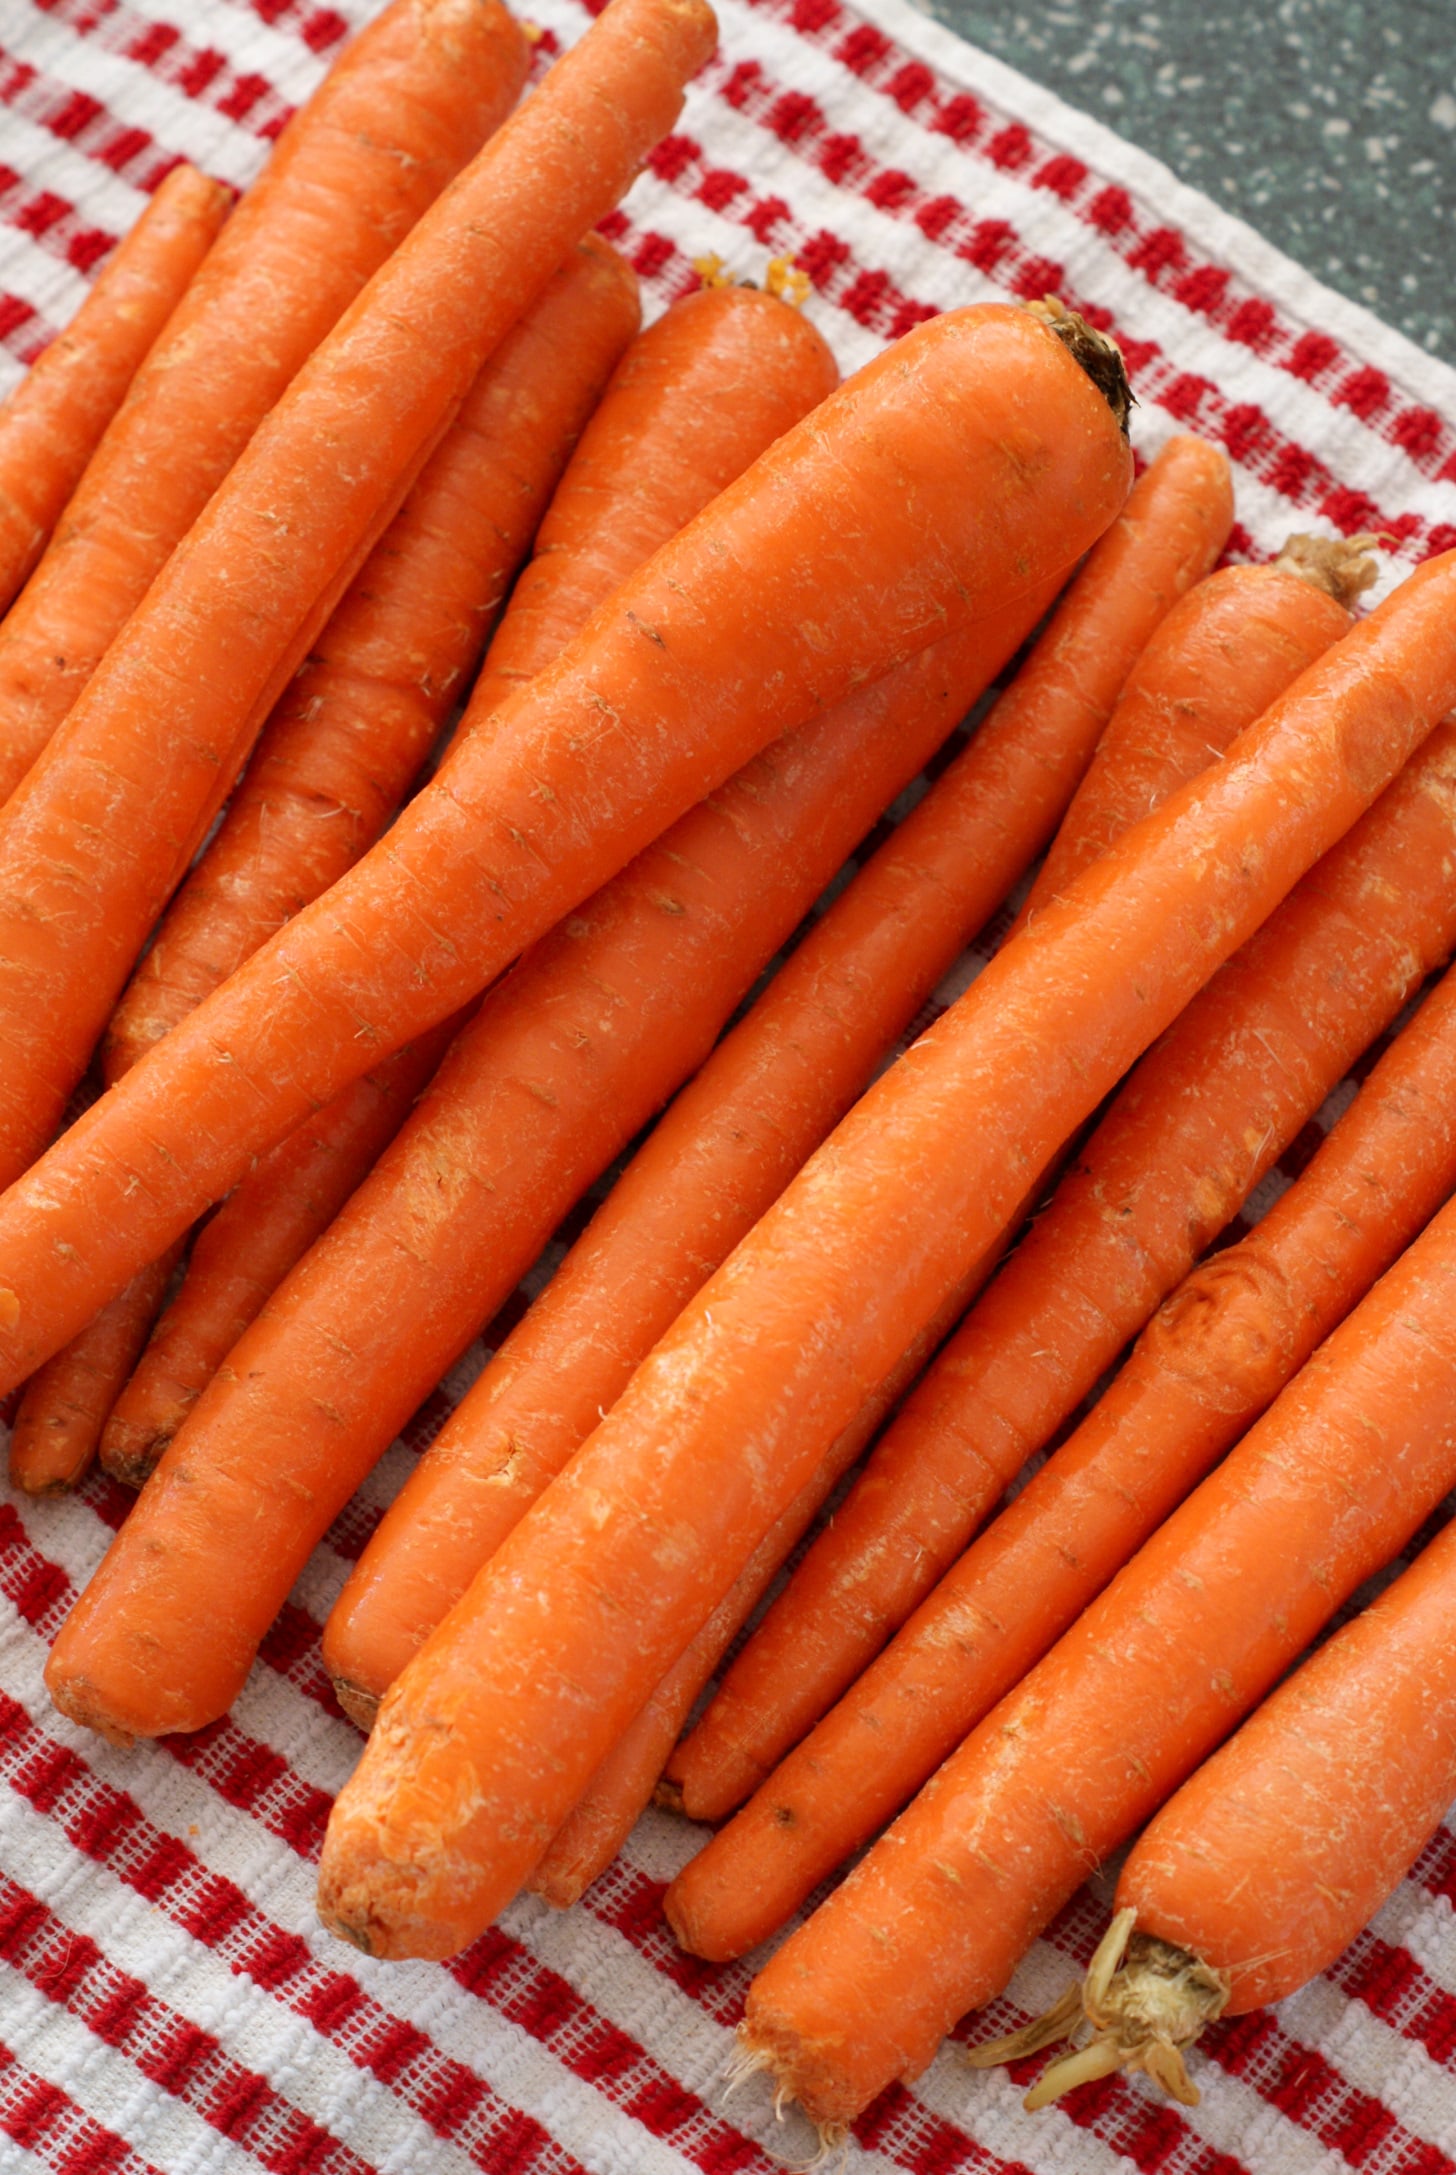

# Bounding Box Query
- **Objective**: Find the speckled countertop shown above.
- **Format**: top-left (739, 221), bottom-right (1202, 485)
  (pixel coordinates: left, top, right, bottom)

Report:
top-left (910, 0), bottom-right (1456, 363)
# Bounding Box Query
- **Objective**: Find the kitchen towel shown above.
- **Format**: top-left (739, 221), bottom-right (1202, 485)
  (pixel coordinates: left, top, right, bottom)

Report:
top-left (2, 3), bottom-right (1456, 2172)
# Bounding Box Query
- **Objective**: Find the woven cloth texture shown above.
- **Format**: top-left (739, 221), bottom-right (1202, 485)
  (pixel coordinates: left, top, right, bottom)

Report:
top-left (3, 2), bottom-right (1456, 2172)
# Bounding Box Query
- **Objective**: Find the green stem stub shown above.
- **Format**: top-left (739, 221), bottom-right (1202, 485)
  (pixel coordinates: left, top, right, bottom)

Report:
top-left (965, 1908), bottom-right (1231, 2111)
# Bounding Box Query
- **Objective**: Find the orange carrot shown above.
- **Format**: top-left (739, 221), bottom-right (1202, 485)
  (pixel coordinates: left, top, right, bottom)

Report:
top-left (527, 1243), bottom-right (1009, 1906)
top-left (455, 280), bottom-right (854, 730)
top-left (103, 236), bottom-right (640, 1080)
top-left (979, 1500), bottom-right (1456, 2105)
top-left (0, 163), bottom-right (229, 625)
top-left (527, 1328), bottom-right (941, 1909)
top-left (99, 1019), bottom-right (466, 1488)
top-left (312, 552), bottom-right (1456, 1964)
top-left (1009, 530), bottom-right (1375, 932)
top-left (43, 582), bottom-right (1060, 1750)
top-left (740, 1181), bottom-right (1456, 2133)
top-left (667, 848), bottom-right (1456, 1960)
top-left (669, 543), bottom-right (1374, 1822)
top-left (0, 295), bottom-right (1130, 1388)
top-left (9, 238), bottom-right (639, 1492)
top-left (323, 430), bottom-right (1230, 1715)
top-left (7, 1251), bottom-right (182, 1496)
top-left (1096, 1513), bottom-right (1456, 2073)
top-left (0, 0), bottom-right (527, 808)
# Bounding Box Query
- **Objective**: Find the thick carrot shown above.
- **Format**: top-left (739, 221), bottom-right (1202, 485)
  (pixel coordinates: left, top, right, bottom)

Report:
top-left (669, 544), bottom-right (1373, 1821)
top-left (0, 0), bottom-right (715, 1205)
top-left (0, 0), bottom-right (527, 808)
top-left (313, 553), bottom-right (1456, 1964)
top-left (1008, 530), bottom-right (1375, 933)
top-left (7, 1251), bottom-right (182, 1497)
top-left (99, 1020), bottom-right (466, 1488)
top-left (740, 1184), bottom-right (1456, 2134)
top-left (667, 856), bottom-right (1456, 1960)
top-left (43, 585), bottom-right (1058, 1749)
top-left (103, 235), bottom-right (640, 1079)
top-left (8, 239), bottom-right (639, 1492)
top-left (527, 1328), bottom-right (940, 1909)
top-left (0, 296), bottom-right (1131, 1389)
top-left (323, 431), bottom-right (1230, 1715)
top-left (527, 1246), bottom-right (1008, 1906)
top-left (0, 164), bottom-right (229, 625)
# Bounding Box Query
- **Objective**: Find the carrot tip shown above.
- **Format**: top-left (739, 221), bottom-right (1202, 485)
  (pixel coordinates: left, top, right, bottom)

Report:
top-left (652, 1776), bottom-right (687, 1815)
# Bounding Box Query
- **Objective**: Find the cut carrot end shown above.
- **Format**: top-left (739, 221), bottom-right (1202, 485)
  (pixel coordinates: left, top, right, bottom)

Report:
top-left (969, 1909), bottom-right (1226, 2113)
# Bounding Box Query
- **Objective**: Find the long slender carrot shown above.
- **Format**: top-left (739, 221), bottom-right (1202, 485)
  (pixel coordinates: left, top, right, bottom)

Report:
top-left (739, 1180), bottom-right (1456, 2134)
top-left (0, 295), bottom-right (1131, 1388)
top-left (0, 0), bottom-right (527, 808)
top-left (322, 431), bottom-right (1231, 1716)
top-left (667, 868), bottom-right (1456, 1960)
top-left (98, 1018), bottom-right (467, 1489)
top-left (7, 1251), bottom-right (183, 1497)
top-left (527, 1240), bottom-right (1010, 1907)
top-left (43, 582), bottom-right (1059, 1749)
top-left (669, 543), bottom-right (1375, 1822)
top-left (0, 0), bottom-right (713, 1209)
top-left (7, 238), bottom-right (640, 1493)
top-left (1008, 530), bottom-right (1376, 933)
top-left (103, 235), bottom-right (640, 1080)
top-left (313, 553), bottom-right (1456, 1965)
top-left (0, 164), bottom-right (230, 626)
top-left (1093, 1512), bottom-right (1456, 2079)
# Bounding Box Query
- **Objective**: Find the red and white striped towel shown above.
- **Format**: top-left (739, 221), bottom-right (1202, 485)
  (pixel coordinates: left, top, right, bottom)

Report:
top-left (3, 4), bottom-right (1456, 2172)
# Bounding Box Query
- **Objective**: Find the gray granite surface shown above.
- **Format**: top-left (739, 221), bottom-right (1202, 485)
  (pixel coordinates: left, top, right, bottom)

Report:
top-left (912, 0), bottom-right (1456, 364)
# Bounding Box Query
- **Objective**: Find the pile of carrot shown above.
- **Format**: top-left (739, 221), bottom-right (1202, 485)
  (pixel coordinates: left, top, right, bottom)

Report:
top-left (6, 0), bottom-right (1456, 2148)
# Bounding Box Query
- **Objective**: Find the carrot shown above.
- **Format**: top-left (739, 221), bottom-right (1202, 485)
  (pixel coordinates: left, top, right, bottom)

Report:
top-left (1088, 1513), bottom-right (1456, 2084)
top-left (454, 279), bottom-right (848, 734)
top-left (103, 235), bottom-right (640, 1080)
top-left (43, 581), bottom-right (1060, 1749)
top-left (323, 430), bottom-right (1231, 1716)
top-left (99, 1019), bottom-right (466, 1489)
top-left (0, 0), bottom-right (527, 808)
top-left (527, 1243), bottom-right (1010, 1906)
top-left (739, 1181), bottom-right (1456, 2134)
top-left (1008, 530), bottom-right (1376, 933)
top-left (8, 239), bottom-right (639, 1493)
top-left (313, 552), bottom-right (1456, 1965)
top-left (0, 295), bottom-right (1131, 1390)
top-left (0, 0), bottom-right (714, 1204)
top-left (7, 1251), bottom-right (183, 1497)
top-left (666, 845), bottom-right (1456, 1960)
top-left (0, 163), bottom-right (229, 626)
top-left (669, 540), bottom-right (1375, 1822)
top-left (983, 1503), bottom-right (1456, 2107)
